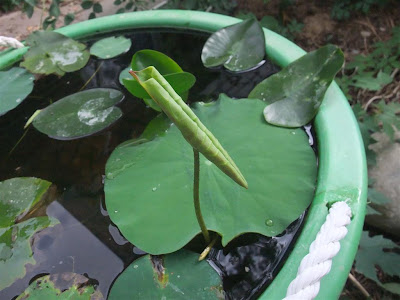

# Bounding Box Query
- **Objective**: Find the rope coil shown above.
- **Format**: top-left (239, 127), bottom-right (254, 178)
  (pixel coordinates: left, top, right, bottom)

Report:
top-left (284, 201), bottom-right (352, 300)
top-left (0, 36), bottom-right (24, 49)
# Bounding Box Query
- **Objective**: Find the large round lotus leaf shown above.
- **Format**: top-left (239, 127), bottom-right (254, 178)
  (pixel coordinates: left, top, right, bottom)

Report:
top-left (32, 88), bottom-right (124, 140)
top-left (0, 177), bottom-right (51, 228)
top-left (249, 45), bottom-right (344, 127)
top-left (16, 272), bottom-right (103, 299)
top-left (201, 18), bottom-right (265, 71)
top-left (131, 49), bottom-right (182, 73)
top-left (105, 94), bottom-right (317, 254)
top-left (0, 217), bottom-right (59, 291)
top-left (90, 36), bottom-right (132, 59)
top-left (20, 31), bottom-right (90, 76)
top-left (108, 250), bottom-right (222, 299)
top-left (0, 67), bottom-right (34, 116)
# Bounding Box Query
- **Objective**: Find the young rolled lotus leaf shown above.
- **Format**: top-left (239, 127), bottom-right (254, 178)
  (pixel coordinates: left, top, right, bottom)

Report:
top-left (121, 49), bottom-right (196, 111)
top-left (201, 18), bottom-right (265, 71)
top-left (108, 250), bottom-right (222, 299)
top-left (90, 36), bottom-right (132, 59)
top-left (130, 66), bottom-right (247, 188)
top-left (0, 177), bottom-right (59, 290)
top-left (31, 88), bottom-right (124, 140)
top-left (0, 67), bottom-right (34, 116)
top-left (20, 31), bottom-right (90, 76)
top-left (16, 272), bottom-right (104, 299)
top-left (249, 44), bottom-right (344, 127)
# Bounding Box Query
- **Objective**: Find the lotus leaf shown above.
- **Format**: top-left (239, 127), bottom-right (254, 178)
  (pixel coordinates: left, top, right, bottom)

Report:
top-left (32, 88), bottom-right (124, 140)
top-left (108, 250), bottom-right (222, 299)
top-left (201, 18), bottom-right (265, 71)
top-left (16, 272), bottom-right (103, 299)
top-left (20, 31), bottom-right (90, 76)
top-left (0, 177), bottom-right (51, 227)
top-left (121, 49), bottom-right (195, 111)
top-left (0, 68), bottom-right (34, 116)
top-left (90, 36), bottom-right (132, 59)
top-left (249, 45), bottom-right (344, 127)
top-left (105, 94), bottom-right (317, 254)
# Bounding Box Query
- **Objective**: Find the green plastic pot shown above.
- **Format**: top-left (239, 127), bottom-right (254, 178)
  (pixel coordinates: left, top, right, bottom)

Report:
top-left (0, 10), bottom-right (367, 300)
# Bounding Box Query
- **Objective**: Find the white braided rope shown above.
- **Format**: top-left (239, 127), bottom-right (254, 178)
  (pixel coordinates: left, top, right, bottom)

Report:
top-left (0, 36), bottom-right (24, 49)
top-left (284, 201), bottom-right (352, 300)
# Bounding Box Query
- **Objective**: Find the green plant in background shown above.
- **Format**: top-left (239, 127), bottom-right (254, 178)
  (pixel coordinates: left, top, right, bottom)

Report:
top-left (331, 0), bottom-right (391, 20)
top-left (164, 0), bottom-right (237, 14)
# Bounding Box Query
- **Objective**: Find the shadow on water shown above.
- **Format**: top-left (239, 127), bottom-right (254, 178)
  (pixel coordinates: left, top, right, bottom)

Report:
top-left (0, 29), bottom-right (312, 299)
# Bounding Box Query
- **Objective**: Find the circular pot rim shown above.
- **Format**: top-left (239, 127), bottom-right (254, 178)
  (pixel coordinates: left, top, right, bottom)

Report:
top-left (0, 10), bottom-right (367, 300)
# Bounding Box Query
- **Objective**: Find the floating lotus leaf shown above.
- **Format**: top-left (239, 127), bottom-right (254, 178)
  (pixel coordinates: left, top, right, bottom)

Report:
top-left (0, 67), bottom-right (34, 116)
top-left (16, 272), bottom-right (103, 299)
top-left (0, 217), bottom-right (59, 291)
top-left (105, 94), bottom-right (317, 254)
top-left (201, 18), bottom-right (265, 71)
top-left (90, 36), bottom-right (132, 59)
top-left (108, 250), bottom-right (223, 299)
top-left (249, 45), bottom-right (344, 127)
top-left (20, 31), bottom-right (90, 76)
top-left (32, 88), bottom-right (124, 140)
top-left (0, 177), bottom-right (51, 227)
top-left (0, 177), bottom-right (58, 291)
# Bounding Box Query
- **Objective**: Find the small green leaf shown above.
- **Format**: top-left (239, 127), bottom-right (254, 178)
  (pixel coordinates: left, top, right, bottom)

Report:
top-left (116, 8), bottom-right (125, 14)
top-left (109, 250), bottom-right (222, 299)
top-left (201, 18), bottom-right (265, 71)
top-left (351, 71), bottom-right (393, 91)
top-left (131, 49), bottom-right (182, 74)
top-left (81, 0), bottom-right (93, 9)
top-left (49, 0), bottom-right (60, 17)
top-left (373, 101), bottom-right (400, 140)
top-left (88, 12), bottom-right (96, 19)
top-left (90, 36), bottom-right (131, 59)
top-left (64, 13), bottom-right (75, 25)
top-left (93, 2), bottom-right (103, 13)
top-left (0, 217), bottom-right (59, 290)
top-left (249, 45), bottom-right (344, 127)
top-left (20, 31), bottom-right (90, 76)
top-left (32, 88), bottom-right (124, 140)
top-left (16, 273), bottom-right (104, 299)
top-left (0, 67), bottom-right (34, 116)
top-left (0, 177), bottom-right (51, 227)
top-left (355, 231), bottom-right (400, 285)
top-left (105, 94), bottom-right (317, 254)
top-left (123, 50), bottom-right (196, 111)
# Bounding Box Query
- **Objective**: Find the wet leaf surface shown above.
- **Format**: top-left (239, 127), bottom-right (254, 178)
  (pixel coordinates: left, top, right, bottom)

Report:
top-left (20, 31), bottom-right (90, 76)
top-left (108, 250), bottom-right (223, 299)
top-left (0, 68), bottom-right (34, 116)
top-left (32, 88), bottom-right (124, 140)
top-left (249, 45), bottom-right (344, 127)
top-left (105, 95), bottom-right (317, 254)
top-left (90, 36), bottom-right (132, 59)
top-left (0, 177), bottom-right (51, 228)
top-left (201, 18), bottom-right (265, 71)
top-left (16, 272), bottom-right (103, 299)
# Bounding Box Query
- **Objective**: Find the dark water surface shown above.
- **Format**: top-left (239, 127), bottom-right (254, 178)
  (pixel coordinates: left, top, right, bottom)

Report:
top-left (0, 29), bottom-right (312, 299)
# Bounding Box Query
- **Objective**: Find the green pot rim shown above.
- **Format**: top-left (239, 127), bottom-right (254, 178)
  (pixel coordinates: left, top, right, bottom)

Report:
top-left (0, 10), bottom-right (367, 300)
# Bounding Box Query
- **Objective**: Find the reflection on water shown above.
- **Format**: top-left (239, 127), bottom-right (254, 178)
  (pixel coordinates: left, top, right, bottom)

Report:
top-left (0, 29), bottom-right (310, 299)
